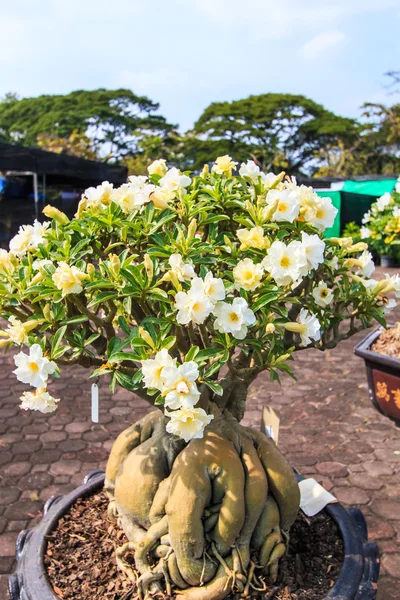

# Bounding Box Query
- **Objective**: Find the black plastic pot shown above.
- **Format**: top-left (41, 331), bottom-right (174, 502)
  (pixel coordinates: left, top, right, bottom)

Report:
top-left (8, 470), bottom-right (379, 600)
top-left (354, 327), bottom-right (400, 426)
top-left (380, 255), bottom-right (400, 268)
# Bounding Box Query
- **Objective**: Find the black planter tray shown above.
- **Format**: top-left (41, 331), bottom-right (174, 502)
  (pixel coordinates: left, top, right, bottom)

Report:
top-left (8, 471), bottom-right (379, 600)
top-left (354, 326), bottom-right (400, 425)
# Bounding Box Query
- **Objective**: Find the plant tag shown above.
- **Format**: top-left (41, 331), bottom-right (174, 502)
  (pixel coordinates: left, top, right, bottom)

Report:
top-left (91, 383), bottom-right (99, 423)
top-left (261, 406), bottom-right (280, 445)
top-left (299, 478), bottom-right (337, 517)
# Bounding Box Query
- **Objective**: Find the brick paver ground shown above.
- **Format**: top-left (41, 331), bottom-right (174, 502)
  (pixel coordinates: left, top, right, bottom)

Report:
top-left (0, 267), bottom-right (399, 599)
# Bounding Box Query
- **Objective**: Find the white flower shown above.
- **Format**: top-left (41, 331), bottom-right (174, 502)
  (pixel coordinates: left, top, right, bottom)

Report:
top-left (168, 254), bottom-right (196, 281)
top-left (112, 181), bottom-right (155, 212)
top-left (148, 159), bottom-right (167, 177)
top-left (376, 192), bottom-right (392, 212)
top-left (385, 273), bottom-right (400, 298)
top-left (141, 349), bottom-right (177, 391)
top-left (0, 249), bottom-right (14, 273)
top-left (13, 344), bottom-right (56, 388)
top-left (233, 258), bottom-right (264, 291)
top-left (362, 210), bottom-right (371, 224)
top-left (327, 255), bottom-right (339, 271)
top-left (9, 220), bottom-right (50, 257)
top-left (357, 250), bottom-right (375, 278)
top-left (213, 297), bottom-right (256, 340)
top-left (165, 407), bottom-right (214, 442)
top-left (262, 172), bottom-right (283, 188)
top-left (20, 388), bottom-right (59, 413)
top-left (32, 259), bottom-right (53, 271)
top-left (360, 226), bottom-right (372, 239)
top-left (239, 160), bottom-right (262, 182)
top-left (311, 196), bottom-right (338, 232)
top-left (212, 155), bottom-right (237, 176)
top-left (159, 168), bottom-right (191, 192)
top-left (265, 189), bottom-right (300, 223)
top-left (151, 186), bottom-right (176, 209)
top-left (298, 308), bottom-right (321, 347)
top-left (199, 272), bottom-right (225, 304)
top-left (393, 206), bottom-right (400, 218)
top-left (5, 316), bottom-right (28, 345)
top-left (395, 177), bottom-right (400, 193)
top-left (52, 262), bottom-right (87, 296)
top-left (175, 283), bottom-right (214, 325)
top-left (312, 281), bottom-right (334, 308)
top-left (301, 232), bottom-right (325, 271)
top-left (384, 298), bottom-right (397, 314)
top-left (84, 181), bottom-right (113, 207)
top-left (262, 240), bottom-right (307, 287)
top-left (9, 225), bottom-right (34, 257)
top-left (162, 362), bottom-right (200, 409)
top-left (31, 220), bottom-right (50, 246)
top-left (237, 226), bottom-right (268, 250)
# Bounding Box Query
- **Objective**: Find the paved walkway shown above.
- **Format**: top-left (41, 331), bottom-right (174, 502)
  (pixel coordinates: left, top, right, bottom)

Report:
top-left (0, 268), bottom-right (399, 599)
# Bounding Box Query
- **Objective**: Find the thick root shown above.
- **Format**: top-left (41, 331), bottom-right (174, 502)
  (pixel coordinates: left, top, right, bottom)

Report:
top-left (109, 411), bottom-right (300, 600)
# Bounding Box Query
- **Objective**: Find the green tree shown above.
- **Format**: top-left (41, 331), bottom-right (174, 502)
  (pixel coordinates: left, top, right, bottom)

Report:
top-left (0, 89), bottom-right (177, 163)
top-left (314, 102), bottom-right (400, 177)
top-left (186, 93), bottom-right (357, 173)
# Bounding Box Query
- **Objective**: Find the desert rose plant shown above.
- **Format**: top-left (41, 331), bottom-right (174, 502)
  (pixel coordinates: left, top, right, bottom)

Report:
top-left (349, 181), bottom-right (400, 261)
top-left (0, 156), bottom-right (398, 600)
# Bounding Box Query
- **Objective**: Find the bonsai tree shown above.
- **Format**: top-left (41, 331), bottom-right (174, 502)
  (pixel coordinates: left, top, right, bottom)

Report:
top-left (0, 157), bottom-right (397, 600)
top-left (346, 185), bottom-right (400, 262)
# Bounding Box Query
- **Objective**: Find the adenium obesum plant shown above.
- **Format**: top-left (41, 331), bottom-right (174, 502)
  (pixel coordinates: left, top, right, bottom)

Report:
top-left (353, 181), bottom-right (400, 260)
top-left (0, 156), bottom-right (397, 599)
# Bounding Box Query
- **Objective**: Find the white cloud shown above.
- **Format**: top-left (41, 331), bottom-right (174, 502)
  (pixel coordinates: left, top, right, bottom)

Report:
top-left (118, 69), bottom-right (210, 95)
top-left (300, 31), bottom-right (347, 60)
top-left (192, 0), bottom-right (399, 37)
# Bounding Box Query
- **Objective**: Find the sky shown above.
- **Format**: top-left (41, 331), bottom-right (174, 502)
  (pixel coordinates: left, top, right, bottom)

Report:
top-left (1, 0), bottom-right (400, 131)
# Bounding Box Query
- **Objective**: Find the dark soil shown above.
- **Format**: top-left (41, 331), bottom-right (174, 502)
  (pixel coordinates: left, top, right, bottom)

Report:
top-left (372, 324), bottom-right (400, 359)
top-left (45, 492), bottom-right (344, 600)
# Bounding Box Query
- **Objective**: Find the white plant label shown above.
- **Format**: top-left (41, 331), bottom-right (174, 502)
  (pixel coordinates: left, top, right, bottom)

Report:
top-left (299, 478), bottom-right (338, 517)
top-left (91, 383), bottom-right (99, 423)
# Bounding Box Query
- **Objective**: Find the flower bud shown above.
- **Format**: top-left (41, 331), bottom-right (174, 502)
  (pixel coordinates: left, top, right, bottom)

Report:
top-left (200, 164), bottom-right (209, 177)
top-left (139, 327), bottom-right (155, 349)
top-left (30, 272), bottom-right (45, 285)
top-left (187, 218), bottom-right (197, 244)
top-left (329, 237), bottom-right (353, 248)
top-left (143, 254), bottom-right (154, 281)
top-left (109, 254), bottom-right (120, 278)
top-left (346, 242), bottom-right (369, 253)
top-left (283, 322), bottom-right (306, 334)
top-left (266, 323), bottom-right (276, 334)
top-left (24, 319), bottom-right (44, 332)
top-left (87, 264), bottom-right (95, 277)
top-left (43, 205), bottom-right (69, 225)
top-left (43, 303), bottom-right (52, 321)
top-left (263, 198), bottom-right (279, 221)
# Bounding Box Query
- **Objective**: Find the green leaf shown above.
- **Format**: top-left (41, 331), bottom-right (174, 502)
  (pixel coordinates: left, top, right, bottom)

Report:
top-left (51, 325), bottom-right (67, 356)
top-left (196, 347), bottom-right (224, 361)
top-left (60, 315), bottom-right (89, 325)
top-left (162, 336), bottom-right (176, 350)
top-left (87, 291), bottom-right (118, 307)
top-left (252, 293), bottom-right (281, 312)
top-left (186, 346), bottom-right (200, 361)
top-left (204, 380), bottom-right (223, 396)
top-left (108, 352), bottom-right (140, 364)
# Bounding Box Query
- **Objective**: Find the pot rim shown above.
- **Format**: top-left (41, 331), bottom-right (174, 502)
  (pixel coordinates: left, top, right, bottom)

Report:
top-left (354, 325), bottom-right (400, 371)
top-left (9, 470), bottom-right (379, 600)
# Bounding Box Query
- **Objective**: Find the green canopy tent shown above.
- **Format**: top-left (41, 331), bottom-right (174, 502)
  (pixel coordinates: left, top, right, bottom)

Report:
top-left (316, 178), bottom-right (397, 238)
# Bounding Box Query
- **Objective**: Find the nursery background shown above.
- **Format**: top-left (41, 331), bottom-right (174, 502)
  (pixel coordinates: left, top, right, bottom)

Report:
top-left (0, 1), bottom-right (400, 600)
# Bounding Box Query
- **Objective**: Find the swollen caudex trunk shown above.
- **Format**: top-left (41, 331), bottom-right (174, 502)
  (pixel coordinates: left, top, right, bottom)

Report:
top-left (105, 406), bottom-right (300, 600)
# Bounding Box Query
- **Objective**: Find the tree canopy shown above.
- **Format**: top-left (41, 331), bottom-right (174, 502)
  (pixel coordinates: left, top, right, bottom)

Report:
top-left (186, 93), bottom-right (358, 174)
top-left (0, 88), bottom-right (177, 163)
